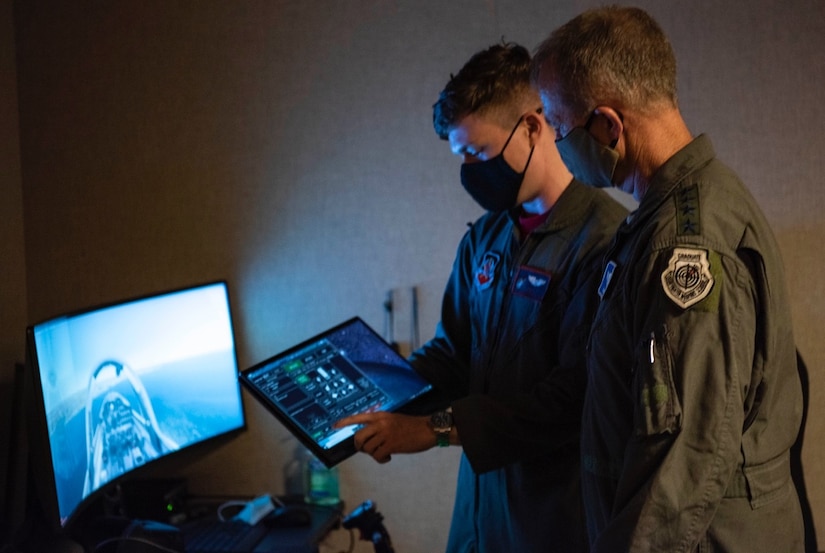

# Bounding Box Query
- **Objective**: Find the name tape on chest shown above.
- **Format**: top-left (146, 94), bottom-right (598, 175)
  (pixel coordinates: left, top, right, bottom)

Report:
top-left (512, 266), bottom-right (552, 301)
top-left (598, 261), bottom-right (617, 299)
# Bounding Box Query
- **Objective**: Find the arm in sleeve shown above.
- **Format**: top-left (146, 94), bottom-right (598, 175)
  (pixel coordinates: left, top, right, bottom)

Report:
top-left (596, 248), bottom-right (757, 553)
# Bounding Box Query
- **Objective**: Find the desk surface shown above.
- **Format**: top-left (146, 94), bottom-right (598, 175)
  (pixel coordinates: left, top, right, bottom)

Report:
top-left (179, 499), bottom-right (343, 553)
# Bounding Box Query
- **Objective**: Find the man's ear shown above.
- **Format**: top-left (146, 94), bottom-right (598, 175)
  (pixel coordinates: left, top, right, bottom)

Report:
top-left (592, 106), bottom-right (624, 148)
top-left (523, 110), bottom-right (544, 145)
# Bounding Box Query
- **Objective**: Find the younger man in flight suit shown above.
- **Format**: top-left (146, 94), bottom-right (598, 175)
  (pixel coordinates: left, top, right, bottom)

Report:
top-left (336, 42), bottom-right (627, 552)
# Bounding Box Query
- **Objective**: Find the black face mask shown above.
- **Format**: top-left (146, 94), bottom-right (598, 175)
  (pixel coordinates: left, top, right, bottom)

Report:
top-left (460, 116), bottom-right (535, 212)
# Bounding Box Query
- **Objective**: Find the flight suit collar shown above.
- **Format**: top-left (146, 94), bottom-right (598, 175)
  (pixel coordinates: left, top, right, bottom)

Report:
top-left (508, 178), bottom-right (594, 234)
top-left (628, 134), bottom-right (716, 229)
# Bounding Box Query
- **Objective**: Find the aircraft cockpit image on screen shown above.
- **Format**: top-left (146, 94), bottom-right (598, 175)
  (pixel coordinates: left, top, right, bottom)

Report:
top-left (83, 360), bottom-right (179, 496)
top-left (26, 281), bottom-right (246, 530)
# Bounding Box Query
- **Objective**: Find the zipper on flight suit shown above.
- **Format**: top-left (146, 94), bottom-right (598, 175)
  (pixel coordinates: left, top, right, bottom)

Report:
top-left (585, 224), bottom-right (627, 356)
top-left (481, 228), bottom-right (543, 392)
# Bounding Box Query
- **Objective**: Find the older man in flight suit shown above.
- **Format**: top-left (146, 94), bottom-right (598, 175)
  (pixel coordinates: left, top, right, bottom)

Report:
top-left (531, 6), bottom-right (805, 553)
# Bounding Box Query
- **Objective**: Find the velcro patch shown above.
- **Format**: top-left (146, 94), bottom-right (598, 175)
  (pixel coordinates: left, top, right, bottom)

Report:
top-left (598, 261), bottom-right (617, 299)
top-left (661, 248), bottom-right (714, 309)
top-left (512, 266), bottom-right (552, 301)
top-left (475, 252), bottom-right (500, 291)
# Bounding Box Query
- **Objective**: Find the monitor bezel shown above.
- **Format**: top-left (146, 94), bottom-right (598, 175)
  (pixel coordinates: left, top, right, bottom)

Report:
top-left (24, 280), bottom-right (247, 534)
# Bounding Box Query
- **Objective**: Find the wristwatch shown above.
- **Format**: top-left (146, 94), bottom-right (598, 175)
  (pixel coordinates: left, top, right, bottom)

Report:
top-left (429, 408), bottom-right (453, 447)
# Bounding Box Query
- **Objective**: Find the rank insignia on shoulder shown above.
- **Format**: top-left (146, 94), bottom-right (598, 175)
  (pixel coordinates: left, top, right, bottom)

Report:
top-left (675, 184), bottom-right (701, 236)
top-left (661, 247), bottom-right (714, 309)
top-left (474, 251), bottom-right (500, 291)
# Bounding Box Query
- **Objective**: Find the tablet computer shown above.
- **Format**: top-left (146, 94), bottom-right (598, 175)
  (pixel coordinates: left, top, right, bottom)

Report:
top-left (239, 317), bottom-right (433, 467)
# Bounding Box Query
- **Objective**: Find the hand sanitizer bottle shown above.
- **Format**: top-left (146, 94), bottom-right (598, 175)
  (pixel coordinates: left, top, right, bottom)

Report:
top-left (304, 454), bottom-right (340, 506)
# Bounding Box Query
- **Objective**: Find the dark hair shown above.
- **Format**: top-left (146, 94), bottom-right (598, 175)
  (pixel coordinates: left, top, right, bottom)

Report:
top-left (433, 42), bottom-right (536, 140)
top-left (531, 5), bottom-right (678, 118)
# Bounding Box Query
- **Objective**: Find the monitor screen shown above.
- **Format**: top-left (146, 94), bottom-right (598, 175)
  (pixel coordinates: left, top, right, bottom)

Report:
top-left (25, 281), bottom-right (245, 531)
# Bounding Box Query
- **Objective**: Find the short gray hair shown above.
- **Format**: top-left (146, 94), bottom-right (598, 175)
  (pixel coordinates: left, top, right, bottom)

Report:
top-left (531, 5), bottom-right (678, 118)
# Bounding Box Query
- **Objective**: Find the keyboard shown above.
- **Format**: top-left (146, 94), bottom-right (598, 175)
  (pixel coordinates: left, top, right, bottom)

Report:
top-left (182, 518), bottom-right (269, 553)
top-left (179, 500), bottom-right (342, 553)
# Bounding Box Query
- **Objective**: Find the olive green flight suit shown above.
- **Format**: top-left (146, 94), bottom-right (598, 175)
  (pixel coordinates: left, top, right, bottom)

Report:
top-left (582, 135), bottom-right (805, 552)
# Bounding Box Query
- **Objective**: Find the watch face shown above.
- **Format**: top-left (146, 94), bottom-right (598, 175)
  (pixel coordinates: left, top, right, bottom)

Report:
top-left (431, 410), bottom-right (452, 430)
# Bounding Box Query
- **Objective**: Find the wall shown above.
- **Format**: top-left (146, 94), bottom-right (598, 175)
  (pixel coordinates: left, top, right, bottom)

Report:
top-left (0, 0), bottom-right (27, 538)
top-left (9, 1), bottom-right (825, 551)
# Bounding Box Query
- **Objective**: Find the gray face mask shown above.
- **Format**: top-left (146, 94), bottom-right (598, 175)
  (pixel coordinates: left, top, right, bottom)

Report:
top-left (555, 113), bottom-right (619, 189)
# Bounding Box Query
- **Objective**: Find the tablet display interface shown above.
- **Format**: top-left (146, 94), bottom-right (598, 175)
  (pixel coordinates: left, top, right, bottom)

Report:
top-left (239, 317), bottom-right (432, 466)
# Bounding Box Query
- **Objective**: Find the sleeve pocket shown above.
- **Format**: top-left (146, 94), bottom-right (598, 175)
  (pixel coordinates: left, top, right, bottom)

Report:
top-left (633, 326), bottom-right (683, 437)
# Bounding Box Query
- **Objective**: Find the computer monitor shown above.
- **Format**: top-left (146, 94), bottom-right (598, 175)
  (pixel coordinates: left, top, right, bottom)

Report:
top-left (25, 281), bottom-right (246, 532)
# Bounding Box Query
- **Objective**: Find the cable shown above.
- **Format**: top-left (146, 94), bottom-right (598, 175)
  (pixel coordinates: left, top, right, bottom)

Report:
top-left (215, 495), bottom-right (283, 523)
top-left (319, 526), bottom-right (355, 553)
top-left (343, 527), bottom-right (355, 553)
top-left (215, 500), bottom-right (247, 522)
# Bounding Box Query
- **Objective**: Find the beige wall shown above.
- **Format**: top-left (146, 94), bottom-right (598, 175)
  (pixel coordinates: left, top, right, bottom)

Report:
top-left (6, 1), bottom-right (824, 551)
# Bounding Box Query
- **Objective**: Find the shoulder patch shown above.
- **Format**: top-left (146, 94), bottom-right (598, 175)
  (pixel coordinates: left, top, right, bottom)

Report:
top-left (661, 247), bottom-right (714, 309)
top-left (675, 184), bottom-right (700, 236)
top-left (474, 252), bottom-right (500, 291)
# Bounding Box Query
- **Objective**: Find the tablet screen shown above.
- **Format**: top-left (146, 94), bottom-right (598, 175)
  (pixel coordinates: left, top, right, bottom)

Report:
top-left (239, 317), bottom-right (432, 467)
